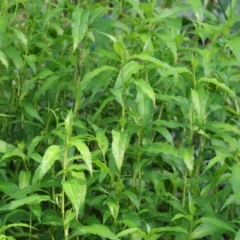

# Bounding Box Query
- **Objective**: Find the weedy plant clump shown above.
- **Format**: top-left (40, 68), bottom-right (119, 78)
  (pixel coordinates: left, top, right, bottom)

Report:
top-left (0, 0), bottom-right (240, 239)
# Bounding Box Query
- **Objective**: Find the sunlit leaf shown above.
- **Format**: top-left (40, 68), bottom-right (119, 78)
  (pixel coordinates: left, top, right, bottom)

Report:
top-left (199, 77), bottom-right (235, 96)
top-left (0, 195), bottom-right (51, 211)
top-left (0, 50), bottom-right (8, 69)
top-left (70, 139), bottom-right (92, 176)
top-left (62, 178), bottom-right (86, 217)
top-left (191, 223), bottom-right (220, 239)
top-left (134, 79), bottom-right (155, 106)
top-left (32, 145), bottom-right (61, 183)
top-left (71, 224), bottom-right (117, 239)
top-left (72, 7), bottom-right (89, 52)
top-left (111, 130), bottom-right (130, 172)
top-left (221, 193), bottom-right (240, 210)
top-left (188, 0), bottom-right (204, 21)
top-left (23, 54), bottom-right (37, 74)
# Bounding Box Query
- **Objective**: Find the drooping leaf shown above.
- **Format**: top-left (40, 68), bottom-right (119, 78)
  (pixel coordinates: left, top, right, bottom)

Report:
top-left (134, 79), bottom-right (155, 106)
top-left (111, 130), bottom-right (130, 172)
top-left (123, 190), bottom-right (139, 210)
top-left (70, 139), bottom-right (92, 176)
top-left (4, 47), bottom-right (23, 70)
top-left (199, 77), bottom-right (235, 97)
top-left (179, 145), bottom-right (194, 175)
top-left (114, 61), bottom-right (142, 89)
top-left (203, 154), bottom-right (233, 173)
top-left (0, 50), bottom-right (8, 69)
top-left (221, 193), bottom-right (240, 210)
top-left (32, 145), bottom-right (61, 184)
top-left (23, 54), bottom-right (37, 74)
top-left (62, 178), bottom-right (86, 217)
top-left (191, 223), bottom-right (220, 239)
top-left (72, 7), bottom-right (89, 52)
top-left (33, 75), bottom-right (59, 101)
top-left (71, 224), bottom-right (117, 239)
top-left (21, 102), bottom-right (43, 123)
top-left (81, 66), bottom-right (118, 91)
top-left (197, 217), bottom-right (235, 233)
top-left (151, 226), bottom-right (188, 235)
top-left (0, 195), bottom-right (51, 211)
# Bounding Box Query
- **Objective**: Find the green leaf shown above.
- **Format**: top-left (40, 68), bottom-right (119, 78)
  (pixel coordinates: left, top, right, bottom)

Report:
top-left (141, 142), bottom-right (178, 157)
top-left (27, 136), bottom-right (45, 160)
top-left (133, 79), bottom-right (155, 107)
top-left (197, 217), bottom-right (235, 233)
top-left (148, 4), bottom-right (190, 23)
top-left (0, 181), bottom-right (20, 198)
top-left (4, 47), bottom-right (23, 70)
top-left (157, 33), bottom-right (177, 62)
top-left (203, 154), bottom-right (233, 173)
top-left (188, 0), bottom-right (204, 21)
top-left (114, 42), bottom-right (127, 61)
top-left (72, 7), bottom-right (89, 52)
top-left (136, 86), bottom-right (154, 128)
top-left (0, 223), bottom-right (34, 234)
top-left (231, 164), bottom-right (240, 194)
top-left (70, 139), bottom-right (92, 176)
top-left (117, 228), bottom-right (144, 238)
top-left (191, 223), bottom-right (220, 239)
top-left (0, 195), bottom-right (51, 211)
top-left (234, 229), bottom-right (240, 240)
top-left (180, 146), bottom-right (194, 175)
top-left (107, 200), bottom-right (119, 221)
top-left (191, 89), bottom-right (201, 117)
top-left (23, 55), bottom-right (37, 74)
top-left (33, 75), bottom-right (59, 102)
top-left (123, 190), bottom-right (139, 210)
top-left (155, 127), bottom-right (173, 145)
top-left (1, 144), bottom-right (26, 162)
top-left (111, 130), bottom-right (130, 172)
top-left (130, 54), bottom-right (171, 69)
top-left (114, 61), bottom-right (143, 89)
top-left (154, 119), bottom-right (187, 128)
top-left (11, 28), bottom-right (28, 51)
top-left (0, 50), bottom-right (8, 69)
top-left (62, 178), bottom-right (86, 217)
top-left (19, 170), bottom-right (31, 189)
top-left (81, 66), bottom-right (117, 91)
top-left (0, 17), bottom-right (7, 48)
top-left (221, 193), bottom-right (240, 210)
top-left (151, 226), bottom-right (188, 235)
top-left (21, 102), bottom-right (43, 123)
top-left (32, 145), bottom-right (61, 184)
top-left (126, 0), bottom-right (144, 19)
top-left (199, 77), bottom-right (235, 97)
top-left (227, 37), bottom-right (240, 62)
top-left (71, 224), bottom-right (117, 239)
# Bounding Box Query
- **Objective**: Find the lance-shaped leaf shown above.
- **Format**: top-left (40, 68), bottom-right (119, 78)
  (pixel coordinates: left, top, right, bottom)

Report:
top-left (111, 130), bottom-right (130, 172)
top-left (70, 139), bottom-right (92, 176)
top-left (62, 178), bottom-right (86, 217)
top-left (32, 145), bottom-right (61, 184)
top-left (72, 7), bottom-right (89, 52)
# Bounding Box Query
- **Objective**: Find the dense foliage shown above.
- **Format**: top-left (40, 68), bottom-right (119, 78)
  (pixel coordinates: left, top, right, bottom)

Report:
top-left (0, 0), bottom-right (240, 239)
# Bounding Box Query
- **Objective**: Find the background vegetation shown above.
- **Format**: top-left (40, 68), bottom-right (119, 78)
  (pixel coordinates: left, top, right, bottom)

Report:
top-left (0, 0), bottom-right (240, 239)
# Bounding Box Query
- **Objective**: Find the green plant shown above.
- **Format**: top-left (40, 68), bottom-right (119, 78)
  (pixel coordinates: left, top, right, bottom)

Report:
top-left (0, 0), bottom-right (240, 239)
